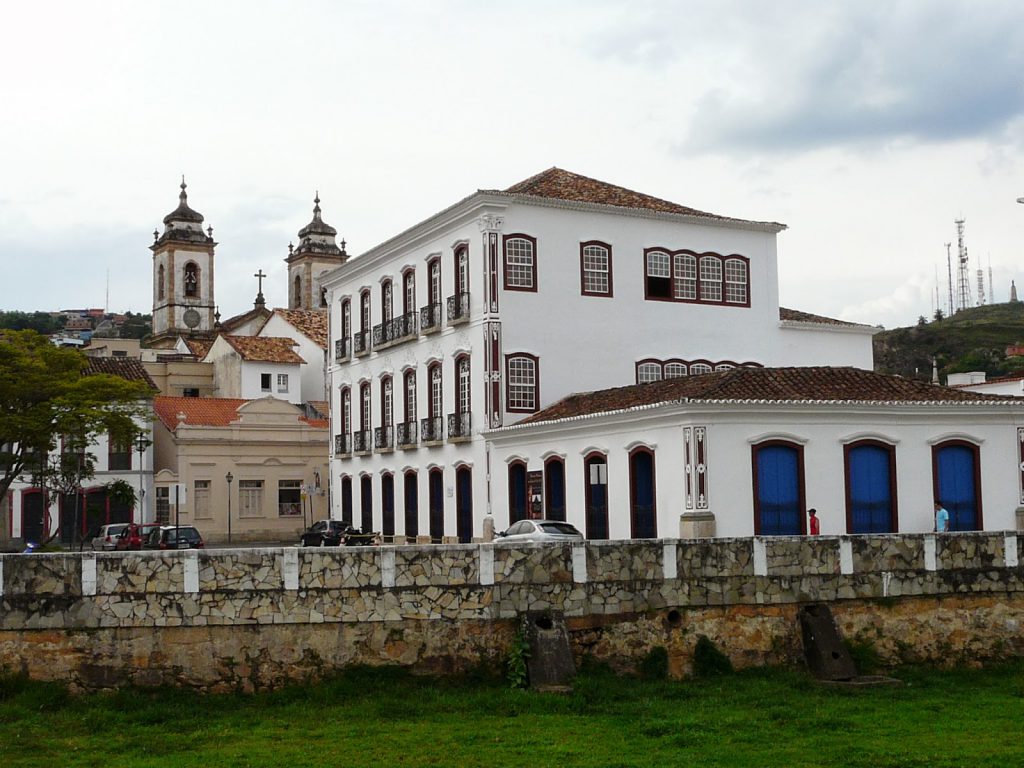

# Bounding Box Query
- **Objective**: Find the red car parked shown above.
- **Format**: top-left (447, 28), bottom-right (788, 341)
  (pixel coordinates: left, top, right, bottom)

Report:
top-left (115, 523), bottom-right (161, 551)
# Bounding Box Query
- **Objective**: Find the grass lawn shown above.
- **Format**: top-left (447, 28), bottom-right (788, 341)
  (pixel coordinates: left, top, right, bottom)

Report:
top-left (2, 662), bottom-right (1023, 767)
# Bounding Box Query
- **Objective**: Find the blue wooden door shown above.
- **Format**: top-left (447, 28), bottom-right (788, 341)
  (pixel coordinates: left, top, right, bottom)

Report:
top-left (630, 450), bottom-right (657, 539)
top-left (456, 467), bottom-right (472, 543)
top-left (848, 444), bottom-right (894, 533)
top-left (545, 459), bottom-right (566, 521)
top-left (381, 475), bottom-right (395, 537)
top-left (404, 473), bottom-right (418, 538)
top-left (586, 456), bottom-right (609, 539)
top-left (936, 444), bottom-right (978, 530)
top-left (429, 470), bottom-right (444, 542)
top-left (508, 464), bottom-right (527, 524)
top-left (360, 476), bottom-right (373, 532)
top-left (755, 444), bottom-right (802, 535)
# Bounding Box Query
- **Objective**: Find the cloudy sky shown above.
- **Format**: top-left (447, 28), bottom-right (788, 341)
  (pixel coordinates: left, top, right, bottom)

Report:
top-left (2, 0), bottom-right (1022, 329)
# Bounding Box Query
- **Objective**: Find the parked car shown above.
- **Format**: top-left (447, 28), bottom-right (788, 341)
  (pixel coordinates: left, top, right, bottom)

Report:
top-left (90, 523), bottom-right (129, 551)
top-left (143, 525), bottom-right (205, 550)
top-left (299, 520), bottom-right (379, 547)
top-left (115, 523), bottom-right (161, 551)
top-left (496, 519), bottom-right (585, 543)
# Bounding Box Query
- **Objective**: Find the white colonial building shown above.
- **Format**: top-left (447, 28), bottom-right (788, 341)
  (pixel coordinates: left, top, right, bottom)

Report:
top-left (485, 366), bottom-right (1024, 539)
top-left (321, 168), bottom-right (878, 541)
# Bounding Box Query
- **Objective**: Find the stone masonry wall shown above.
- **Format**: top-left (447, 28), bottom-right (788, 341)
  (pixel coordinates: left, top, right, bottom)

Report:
top-left (1, 532), bottom-right (1022, 690)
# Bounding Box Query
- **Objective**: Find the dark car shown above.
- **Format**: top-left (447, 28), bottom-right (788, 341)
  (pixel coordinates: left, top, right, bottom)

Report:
top-left (143, 525), bottom-right (205, 550)
top-left (300, 520), bottom-right (379, 547)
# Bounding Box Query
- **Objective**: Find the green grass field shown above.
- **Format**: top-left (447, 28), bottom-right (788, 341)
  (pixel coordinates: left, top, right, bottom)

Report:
top-left (2, 663), bottom-right (1023, 767)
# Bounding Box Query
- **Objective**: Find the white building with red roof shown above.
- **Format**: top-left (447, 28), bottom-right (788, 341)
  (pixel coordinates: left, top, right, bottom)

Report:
top-left (320, 168), bottom-right (881, 543)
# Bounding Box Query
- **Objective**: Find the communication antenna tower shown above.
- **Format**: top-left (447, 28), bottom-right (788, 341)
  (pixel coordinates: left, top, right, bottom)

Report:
top-left (988, 256), bottom-right (995, 304)
top-left (977, 266), bottom-right (986, 306)
top-left (945, 243), bottom-right (953, 316)
top-left (955, 219), bottom-right (971, 313)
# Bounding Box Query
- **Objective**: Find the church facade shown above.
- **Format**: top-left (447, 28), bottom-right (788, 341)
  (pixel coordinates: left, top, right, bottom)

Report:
top-left (320, 168), bottom-right (878, 542)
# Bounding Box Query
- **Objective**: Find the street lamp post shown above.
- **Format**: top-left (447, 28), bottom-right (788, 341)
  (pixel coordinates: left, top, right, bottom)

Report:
top-left (225, 471), bottom-right (234, 544)
top-left (135, 432), bottom-right (148, 525)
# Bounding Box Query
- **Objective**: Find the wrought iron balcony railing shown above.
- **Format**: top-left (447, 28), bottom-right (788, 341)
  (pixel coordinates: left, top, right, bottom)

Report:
top-left (372, 312), bottom-right (418, 349)
top-left (352, 429), bottom-right (371, 454)
top-left (334, 433), bottom-right (352, 456)
top-left (396, 420), bottom-right (418, 448)
top-left (334, 338), bottom-right (350, 363)
top-left (353, 330), bottom-right (369, 356)
top-left (447, 411), bottom-right (472, 440)
top-left (446, 292), bottom-right (470, 324)
top-left (374, 426), bottom-right (394, 452)
top-left (420, 416), bottom-right (444, 444)
top-left (420, 302), bottom-right (442, 334)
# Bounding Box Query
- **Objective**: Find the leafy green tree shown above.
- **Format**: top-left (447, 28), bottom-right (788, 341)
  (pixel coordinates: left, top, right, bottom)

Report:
top-left (119, 313), bottom-right (152, 340)
top-left (0, 311), bottom-right (62, 335)
top-left (0, 330), bottom-right (153, 523)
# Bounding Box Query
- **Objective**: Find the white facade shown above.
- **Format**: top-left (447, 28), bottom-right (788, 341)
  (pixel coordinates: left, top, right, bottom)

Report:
top-left (321, 170), bottom-right (876, 540)
top-left (486, 398), bottom-right (1024, 538)
top-left (203, 335), bottom-right (304, 405)
top-left (258, 312), bottom-right (328, 402)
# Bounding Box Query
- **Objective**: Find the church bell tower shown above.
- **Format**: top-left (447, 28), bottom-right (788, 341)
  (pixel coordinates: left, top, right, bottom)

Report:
top-left (286, 193), bottom-right (347, 310)
top-left (150, 179), bottom-right (217, 348)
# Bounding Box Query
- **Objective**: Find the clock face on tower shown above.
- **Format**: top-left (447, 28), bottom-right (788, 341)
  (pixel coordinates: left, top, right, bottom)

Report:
top-left (183, 308), bottom-right (201, 329)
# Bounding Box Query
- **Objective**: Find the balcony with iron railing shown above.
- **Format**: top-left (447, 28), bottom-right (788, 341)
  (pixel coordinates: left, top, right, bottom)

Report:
top-left (372, 312), bottom-right (418, 350)
top-left (352, 429), bottom-right (372, 455)
top-left (334, 433), bottom-right (352, 457)
top-left (374, 425), bottom-right (394, 453)
top-left (447, 411), bottom-right (472, 442)
top-left (334, 338), bottom-right (350, 363)
top-left (420, 302), bottom-right (442, 334)
top-left (396, 420), bottom-right (418, 449)
top-left (353, 330), bottom-right (370, 357)
top-left (420, 416), bottom-right (444, 445)
top-left (446, 292), bottom-right (470, 325)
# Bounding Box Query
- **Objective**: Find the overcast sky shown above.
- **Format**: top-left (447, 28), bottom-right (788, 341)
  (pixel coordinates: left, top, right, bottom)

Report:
top-left (2, 0), bottom-right (1022, 329)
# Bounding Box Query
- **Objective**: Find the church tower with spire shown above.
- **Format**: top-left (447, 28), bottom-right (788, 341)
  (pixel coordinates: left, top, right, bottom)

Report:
top-left (150, 179), bottom-right (217, 348)
top-left (286, 193), bottom-right (347, 310)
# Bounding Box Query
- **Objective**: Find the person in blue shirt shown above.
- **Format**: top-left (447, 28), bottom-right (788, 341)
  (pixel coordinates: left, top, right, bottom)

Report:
top-left (934, 502), bottom-right (950, 533)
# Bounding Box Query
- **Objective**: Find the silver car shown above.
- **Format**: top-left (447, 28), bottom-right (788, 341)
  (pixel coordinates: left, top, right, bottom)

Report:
top-left (91, 523), bottom-right (130, 551)
top-left (496, 519), bottom-right (584, 543)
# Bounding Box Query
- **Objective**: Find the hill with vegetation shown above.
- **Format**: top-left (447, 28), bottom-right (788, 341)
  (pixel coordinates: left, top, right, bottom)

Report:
top-left (873, 301), bottom-right (1024, 381)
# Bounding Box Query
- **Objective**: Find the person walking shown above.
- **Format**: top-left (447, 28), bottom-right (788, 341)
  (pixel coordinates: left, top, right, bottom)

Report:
top-left (808, 508), bottom-right (820, 535)
top-left (934, 502), bottom-right (950, 533)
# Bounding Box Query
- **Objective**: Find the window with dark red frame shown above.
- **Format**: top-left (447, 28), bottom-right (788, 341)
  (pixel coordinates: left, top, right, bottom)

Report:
top-left (503, 234), bottom-right (537, 292)
top-left (643, 248), bottom-right (749, 307)
top-left (506, 353), bottom-right (539, 413)
top-left (580, 241), bottom-right (612, 297)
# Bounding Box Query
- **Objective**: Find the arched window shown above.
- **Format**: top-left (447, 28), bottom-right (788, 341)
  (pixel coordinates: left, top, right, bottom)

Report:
top-left (508, 461), bottom-right (528, 524)
top-left (360, 474), bottom-right (373, 532)
top-left (320, 285), bottom-right (327, 308)
top-left (725, 258), bottom-right (748, 304)
top-left (380, 376), bottom-right (393, 428)
top-left (184, 262), bottom-right (199, 298)
top-left (454, 245), bottom-right (469, 295)
top-left (359, 382), bottom-right (371, 432)
top-left (932, 440), bottom-right (982, 531)
top-left (404, 470), bottom-right (419, 539)
top-left (341, 475), bottom-right (353, 525)
top-left (404, 369), bottom-right (417, 424)
top-left (752, 440), bottom-right (805, 535)
top-left (339, 386), bottom-right (351, 435)
top-left (381, 473), bottom-right (395, 538)
top-left (690, 362), bottom-right (712, 375)
top-left (699, 256), bottom-right (722, 302)
top-left (456, 465), bottom-right (473, 543)
top-left (636, 360), bottom-right (663, 383)
top-left (429, 467), bottom-right (445, 542)
top-left (293, 275), bottom-right (302, 307)
top-left (381, 279), bottom-right (393, 324)
top-left (664, 362), bottom-right (687, 378)
top-left (584, 452), bottom-right (609, 539)
top-left (580, 241), bottom-right (612, 296)
top-left (428, 257), bottom-right (441, 306)
top-left (360, 290), bottom-right (371, 333)
top-left (544, 456), bottom-right (566, 521)
top-left (845, 440), bottom-right (897, 533)
top-left (456, 354), bottom-right (471, 415)
top-left (402, 270), bottom-right (416, 315)
top-left (506, 353), bottom-right (539, 413)
top-left (341, 298), bottom-right (351, 339)
top-left (673, 253), bottom-right (697, 300)
top-left (629, 447), bottom-right (657, 539)
top-left (644, 250), bottom-right (671, 299)
top-left (157, 264), bottom-right (165, 301)
top-left (503, 234), bottom-right (537, 291)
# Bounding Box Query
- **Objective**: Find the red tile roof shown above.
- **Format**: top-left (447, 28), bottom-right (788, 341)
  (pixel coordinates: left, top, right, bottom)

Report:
top-left (270, 309), bottom-right (329, 349)
top-left (222, 335), bottom-right (304, 364)
top-left (490, 167), bottom-right (782, 228)
top-left (779, 307), bottom-right (874, 328)
top-left (184, 338), bottom-right (214, 358)
top-left (513, 366), bottom-right (1020, 427)
top-left (84, 357), bottom-right (158, 391)
top-left (154, 396), bottom-right (328, 431)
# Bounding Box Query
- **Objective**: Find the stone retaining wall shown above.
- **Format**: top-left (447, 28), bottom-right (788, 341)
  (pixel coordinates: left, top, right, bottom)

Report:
top-left (1, 532), bottom-right (1022, 690)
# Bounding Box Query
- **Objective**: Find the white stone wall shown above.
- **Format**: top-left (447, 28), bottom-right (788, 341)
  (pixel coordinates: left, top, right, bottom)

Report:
top-left (259, 314), bottom-right (327, 402)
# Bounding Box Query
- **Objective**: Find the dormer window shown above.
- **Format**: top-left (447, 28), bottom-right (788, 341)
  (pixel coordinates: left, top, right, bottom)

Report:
top-left (184, 262), bottom-right (199, 298)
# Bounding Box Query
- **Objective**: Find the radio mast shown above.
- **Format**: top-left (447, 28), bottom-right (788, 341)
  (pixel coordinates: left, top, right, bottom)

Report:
top-left (945, 243), bottom-right (953, 316)
top-left (955, 219), bottom-right (970, 313)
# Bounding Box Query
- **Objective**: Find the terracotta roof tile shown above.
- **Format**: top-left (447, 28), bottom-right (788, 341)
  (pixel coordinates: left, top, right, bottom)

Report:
top-left (779, 307), bottom-right (873, 328)
top-left (490, 167), bottom-right (782, 228)
top-left (84, 357), bottom-right (158, 391)
top-left (222, 335), bottom-right (304, 364)
top-left (184, 338), bottom-right (214, 358)
top-left (271, 309), bottom-right (329, 349)
top-left (514, 367), bottom-right (1019, 427)
top-left (154, 396), bottom-right (328, 431)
